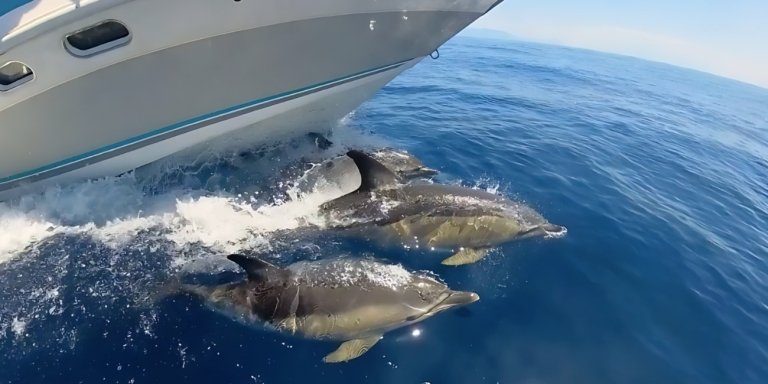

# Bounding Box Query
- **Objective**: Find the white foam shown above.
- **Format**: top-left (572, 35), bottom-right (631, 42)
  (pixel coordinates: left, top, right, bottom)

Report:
top-left (166, 196), bottom-right (269, 253)
top-left (0, 174), bottom-right (153, 263)
top-left (377, 196), bottom-right (401, 215)
top-left (289, 258), bottom-right (415, 290)
top-left (11, 317), bottom-right (26, 337)
top-left (0, 208), bottom-right (59, 264)
top-left (0, 123), bottom-right (385, 268)
top-left (0, 121), bottom-right (407, 355)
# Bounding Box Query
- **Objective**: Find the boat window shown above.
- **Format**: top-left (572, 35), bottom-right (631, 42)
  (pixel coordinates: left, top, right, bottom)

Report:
top-left (0, 61), bottom-right (34, 92)
top-left (64, 20), bottom-right (131, 57)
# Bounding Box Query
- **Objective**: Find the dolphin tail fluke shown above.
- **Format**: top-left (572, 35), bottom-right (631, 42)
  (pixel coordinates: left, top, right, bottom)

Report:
top-left (322, 335), bottom-right (383, 363)
top-left (139, 276), bottom-right (184, 308)
top-left (441, 248), bottom-right (491, 266)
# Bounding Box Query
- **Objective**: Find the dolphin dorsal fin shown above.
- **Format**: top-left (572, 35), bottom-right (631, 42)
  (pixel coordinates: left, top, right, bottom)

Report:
top-left (346, 150), bottom-right (400, 192)
top-left (227, 254), bottom-right (287, 283)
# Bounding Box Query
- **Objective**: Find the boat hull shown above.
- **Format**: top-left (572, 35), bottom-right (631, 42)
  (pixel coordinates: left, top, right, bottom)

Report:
top-left (0, 0), bottom-right (500, 199)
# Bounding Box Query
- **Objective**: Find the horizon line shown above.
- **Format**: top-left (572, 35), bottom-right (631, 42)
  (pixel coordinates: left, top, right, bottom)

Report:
top-left (460, 27), bottom-right (768, 91)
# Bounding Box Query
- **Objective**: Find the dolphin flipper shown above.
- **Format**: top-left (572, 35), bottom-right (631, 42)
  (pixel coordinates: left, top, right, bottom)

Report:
top-left (139, 276), bottom-right (183, 308)
top-left (323, 335), bottom-right (383, 363)
top-left (441, 248), bottom-right (491, 266)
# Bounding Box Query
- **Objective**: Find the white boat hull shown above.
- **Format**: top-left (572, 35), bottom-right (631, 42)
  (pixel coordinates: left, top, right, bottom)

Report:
top-left (1, 59), bottom-right (416, 200)
top-left (0, 0), bottom-right (502, 200)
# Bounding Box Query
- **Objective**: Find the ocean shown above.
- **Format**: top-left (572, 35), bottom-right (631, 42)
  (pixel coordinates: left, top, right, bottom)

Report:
top-left (1, 36), bottom-right (767, 384)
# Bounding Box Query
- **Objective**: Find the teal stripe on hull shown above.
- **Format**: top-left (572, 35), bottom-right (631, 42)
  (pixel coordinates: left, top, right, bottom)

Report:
top-left (0, 59), bottom-right (411, 186)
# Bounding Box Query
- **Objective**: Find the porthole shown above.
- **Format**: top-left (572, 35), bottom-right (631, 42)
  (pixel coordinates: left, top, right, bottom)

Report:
top-left (0, 61), bottom-right (34, 92)
top-left (64, 20), bottom-right (131, 57)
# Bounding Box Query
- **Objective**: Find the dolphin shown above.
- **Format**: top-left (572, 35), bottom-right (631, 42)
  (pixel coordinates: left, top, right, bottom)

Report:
top-left (305, 133), bottom-right (438, 180)
top-left (170, 254), bottom-right (479, 363)
top-left (319, 151), bottom-right (567, 265)
top-left (369, 148), bottom-right (438, 180)
top-left (290, 148), bottom-right (439, 200)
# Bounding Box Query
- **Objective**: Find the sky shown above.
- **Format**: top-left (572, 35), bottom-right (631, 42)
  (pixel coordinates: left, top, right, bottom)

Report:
top-left (474, 0), bottom-right (768, 88)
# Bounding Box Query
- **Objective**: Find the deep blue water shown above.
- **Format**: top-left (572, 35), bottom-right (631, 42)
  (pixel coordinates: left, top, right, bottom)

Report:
top-left (0, 1), bottom-right (32, 18)
top-left (2, 36), bottom-right (768, 383)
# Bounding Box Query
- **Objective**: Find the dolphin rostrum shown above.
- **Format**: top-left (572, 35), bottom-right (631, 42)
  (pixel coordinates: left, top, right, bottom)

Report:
top-left (319, 151), bottom-right (567, 265)
top-left (171, 254), bottom-right (479, 363)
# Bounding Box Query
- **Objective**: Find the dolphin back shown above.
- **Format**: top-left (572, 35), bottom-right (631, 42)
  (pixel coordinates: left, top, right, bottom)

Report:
top-left (228, 254), bottom-right (290, 284)
top-left (346, 150), bottom-right (402, 192)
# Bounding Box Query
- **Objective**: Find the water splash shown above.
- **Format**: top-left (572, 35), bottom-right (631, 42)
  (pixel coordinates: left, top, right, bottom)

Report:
top-left (0, 123), bottom-right (391, 358)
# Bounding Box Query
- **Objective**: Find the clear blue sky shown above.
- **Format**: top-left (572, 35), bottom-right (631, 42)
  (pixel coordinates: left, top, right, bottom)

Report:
top-left (475, 0), bottom-right (768, 88)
